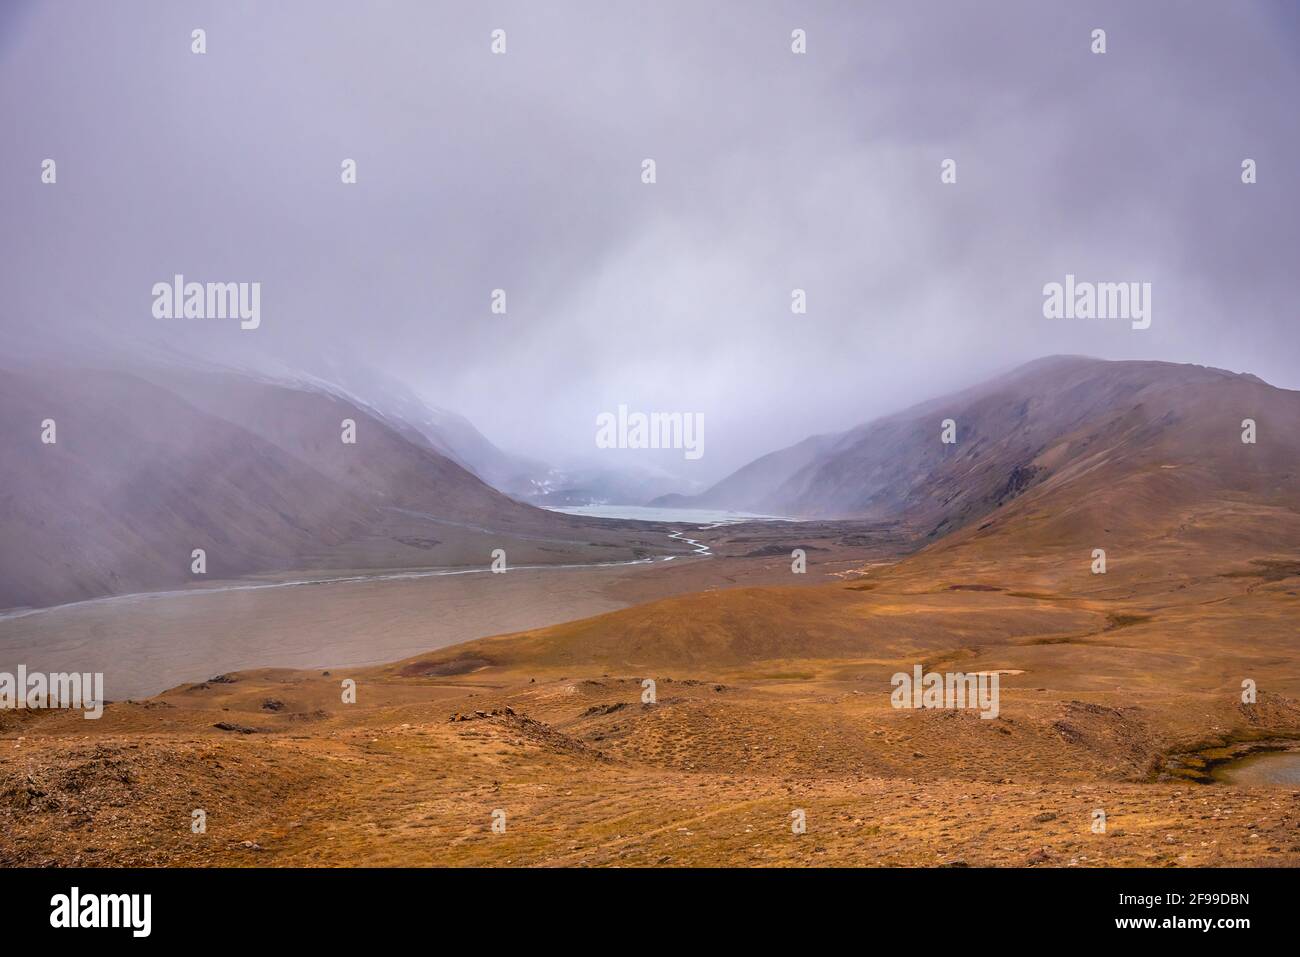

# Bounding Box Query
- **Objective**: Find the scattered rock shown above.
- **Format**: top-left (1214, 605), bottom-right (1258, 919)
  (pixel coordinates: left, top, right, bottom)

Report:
top-left (212, 722), bottom-right (257, 734)
top-left (449, 707), bottom-right (517, 723)
top-left (582, 702), bottom-right (628, 718)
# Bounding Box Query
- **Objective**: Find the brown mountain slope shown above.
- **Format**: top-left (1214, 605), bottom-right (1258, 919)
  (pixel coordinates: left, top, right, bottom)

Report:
top-left (0, 365), bottom-right (671, 610)
top-left (667, 357), bottom-right (1300, 539)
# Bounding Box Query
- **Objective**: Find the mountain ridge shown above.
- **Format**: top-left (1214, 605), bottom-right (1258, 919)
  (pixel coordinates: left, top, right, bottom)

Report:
top-left (654, 356), bottom-right (1297, 537)
top-left (0, 362), bottom-right (669, 610)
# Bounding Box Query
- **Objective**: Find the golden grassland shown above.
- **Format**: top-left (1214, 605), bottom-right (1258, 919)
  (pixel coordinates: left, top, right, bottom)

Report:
top-left (3, 501), bottom-right (1298, 867)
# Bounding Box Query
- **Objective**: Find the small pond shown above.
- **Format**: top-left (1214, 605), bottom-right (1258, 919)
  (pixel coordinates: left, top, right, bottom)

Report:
top-left (1213, 749), bottom-right (1300, 787)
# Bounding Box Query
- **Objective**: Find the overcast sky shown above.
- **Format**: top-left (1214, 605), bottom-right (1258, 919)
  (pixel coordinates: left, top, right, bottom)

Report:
top-left (2, 1), bottom-right (1297, 484)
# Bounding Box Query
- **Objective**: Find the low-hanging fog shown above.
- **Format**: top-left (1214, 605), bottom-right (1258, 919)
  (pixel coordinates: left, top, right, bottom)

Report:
top-left (2, 0), bottom-right (1297, 485)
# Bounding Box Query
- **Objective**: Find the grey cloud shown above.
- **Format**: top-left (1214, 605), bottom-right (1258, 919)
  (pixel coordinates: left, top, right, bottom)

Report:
top-left (1, 0), bottom-right (1296, 484)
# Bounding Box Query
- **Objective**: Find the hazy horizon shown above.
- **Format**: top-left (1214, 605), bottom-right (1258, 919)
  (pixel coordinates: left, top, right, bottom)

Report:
top-left (3, 0), bottom-right (1298, 484)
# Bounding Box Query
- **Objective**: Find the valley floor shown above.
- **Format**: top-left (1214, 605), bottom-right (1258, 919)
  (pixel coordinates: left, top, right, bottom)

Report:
top-left (1, 519), bottom-right (1297, 867)
top-left (2, 667), bottom-right (1297, 867)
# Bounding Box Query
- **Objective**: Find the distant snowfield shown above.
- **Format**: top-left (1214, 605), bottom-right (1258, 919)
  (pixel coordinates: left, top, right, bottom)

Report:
top-left (544, 505), bottom-right (792, 525)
